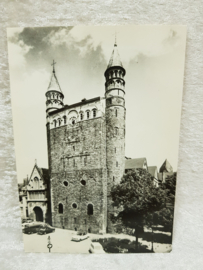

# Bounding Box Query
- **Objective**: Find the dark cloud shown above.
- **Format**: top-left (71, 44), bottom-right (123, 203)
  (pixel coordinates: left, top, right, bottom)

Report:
top-left (9, 26), bottom-right (107, 77)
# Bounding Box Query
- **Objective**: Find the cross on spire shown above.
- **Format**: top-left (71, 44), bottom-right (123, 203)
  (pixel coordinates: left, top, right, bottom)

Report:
top-left (51, 60), bottom-right (56, 73)
top-left (114, 30), bottom-right (117, 47)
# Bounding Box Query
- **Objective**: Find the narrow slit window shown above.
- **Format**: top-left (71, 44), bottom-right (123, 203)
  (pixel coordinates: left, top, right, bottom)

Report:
top-left (59, 203), bottom-right (63, 214)
top-left (87, 204), bottom-right (93, 215)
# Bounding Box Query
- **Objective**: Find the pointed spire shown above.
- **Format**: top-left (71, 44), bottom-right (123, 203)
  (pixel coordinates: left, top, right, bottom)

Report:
top-left (114, 30), bottom-right (117, 47)
top-left (47, 60), bottom-right (63, 93)
top-left (159, 159), bottom-right (173, 173)
top-left (107, 42), bottom-right (123, 69)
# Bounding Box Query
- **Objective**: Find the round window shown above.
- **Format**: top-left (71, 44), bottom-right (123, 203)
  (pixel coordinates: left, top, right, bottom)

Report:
top-left (81, 180), bottom-right (86, 186)
top-left (72, 203), bottom-right (77, 209)
top-left (63, 181), bottom-right (68, 187)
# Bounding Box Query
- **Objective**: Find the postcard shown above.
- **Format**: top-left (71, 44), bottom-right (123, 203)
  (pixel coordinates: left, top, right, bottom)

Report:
top-left (7, 25), bottom-right (186, 253)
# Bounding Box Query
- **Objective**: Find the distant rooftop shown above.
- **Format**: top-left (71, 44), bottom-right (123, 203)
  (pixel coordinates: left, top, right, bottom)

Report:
top-left (125, 158), bottom-right (147, 170)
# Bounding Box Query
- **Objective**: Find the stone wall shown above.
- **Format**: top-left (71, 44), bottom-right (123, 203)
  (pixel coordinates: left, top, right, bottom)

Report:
top-left (48, 115), bottom-right (107, 233)
top-left (105, 96), bottom-right (126, 232)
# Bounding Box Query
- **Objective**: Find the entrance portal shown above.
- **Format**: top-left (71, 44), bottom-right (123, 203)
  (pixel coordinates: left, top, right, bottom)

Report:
top-left (33, 207), bottom-right (43, 222)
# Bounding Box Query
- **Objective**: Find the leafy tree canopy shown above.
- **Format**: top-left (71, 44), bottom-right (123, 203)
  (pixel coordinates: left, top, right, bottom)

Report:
top-left (111, 169), bottom-right (166, 230)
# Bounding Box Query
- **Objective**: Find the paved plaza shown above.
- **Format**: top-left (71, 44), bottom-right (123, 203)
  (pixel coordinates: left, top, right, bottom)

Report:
top-left (23, 227), bottom-right (172, 253)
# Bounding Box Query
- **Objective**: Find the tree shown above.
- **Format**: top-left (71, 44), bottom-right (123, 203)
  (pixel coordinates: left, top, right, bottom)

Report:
top-left (111, 169), bottom-right (166, 251)
top-left (156, 172), bottom-right (177, 242)
top-left (162, 172), bottom-right (177, 207)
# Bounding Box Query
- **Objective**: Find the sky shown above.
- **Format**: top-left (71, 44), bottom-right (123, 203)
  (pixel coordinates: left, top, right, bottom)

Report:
top-left (7, 25), bottom-right (187, 183)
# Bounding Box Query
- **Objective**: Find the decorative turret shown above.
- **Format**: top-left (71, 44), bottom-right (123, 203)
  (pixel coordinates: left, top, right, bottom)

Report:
top-left (104, 41), bottom-right (126, 108)
top-left (45, 60), bottom-right (64, 114)
top-left (105, 41), bottom-right (126, 233)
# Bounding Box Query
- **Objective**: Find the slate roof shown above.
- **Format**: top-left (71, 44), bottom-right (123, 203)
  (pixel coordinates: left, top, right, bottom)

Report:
top-left (38, 167), bottom-right (50, 185)
top-left (47, 71), bottom-right (63, 93)
top-left (125, 158), bottom-right (147, 170)
top-left (107, 44), bottom-right (123, 69)
top-left (159, 159), bottom-right (173, 173)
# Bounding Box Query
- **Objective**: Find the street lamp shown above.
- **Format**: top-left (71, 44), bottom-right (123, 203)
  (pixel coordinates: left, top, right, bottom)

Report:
top-left (47, 236), bottom-right (53, 253)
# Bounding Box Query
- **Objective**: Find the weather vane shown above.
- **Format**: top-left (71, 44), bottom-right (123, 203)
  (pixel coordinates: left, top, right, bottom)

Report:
top-left (51, 60), bottom-right (56, 73)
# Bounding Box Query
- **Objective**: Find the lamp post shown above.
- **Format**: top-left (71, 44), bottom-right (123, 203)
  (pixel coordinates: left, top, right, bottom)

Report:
top-left (47, 236), bottom-right (53, 253)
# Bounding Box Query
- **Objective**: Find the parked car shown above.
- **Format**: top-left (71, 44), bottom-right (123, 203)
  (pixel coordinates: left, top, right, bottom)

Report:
top-left (22, 222), bottom-right (43, 234)
top-left (89, 242), bottom-right (105, 254)
top-left (37, 223), bottom-right (55, 235)
top-left (71, 232), bottom-right (89, 242)
top-left (22, 218), bottom-right (33, 224)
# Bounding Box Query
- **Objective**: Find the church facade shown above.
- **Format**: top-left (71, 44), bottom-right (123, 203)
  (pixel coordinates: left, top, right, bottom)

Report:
top-left (19, 41), bottom-right (175, 233)
top-left (45, 43), bottom-right (126, 233)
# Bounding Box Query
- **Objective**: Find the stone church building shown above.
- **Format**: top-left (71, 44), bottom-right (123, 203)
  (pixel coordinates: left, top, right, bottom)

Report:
top-left (46, 42), bottom-right (126, 233)
top-left (21, 41), bottom-right (174, 233)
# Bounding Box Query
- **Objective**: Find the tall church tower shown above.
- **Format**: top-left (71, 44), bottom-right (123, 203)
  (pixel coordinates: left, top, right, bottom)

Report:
top-left (46, 61), bottom-right (64, 178)
top-left (105, 41), bottom-right (126, 232)
top-left (45, 61), bottom-right (64, 116)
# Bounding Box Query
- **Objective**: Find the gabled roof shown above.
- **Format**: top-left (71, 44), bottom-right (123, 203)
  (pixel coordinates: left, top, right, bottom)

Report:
top-left (38, 167), bottom-right (49, 185)
top-left (125, 158), bottom-right (147, 170)
top-left (159, 159), bottom-right (173, 173)
top-left (148, 166), bottom-right (158, 177)
top-left (28, 163), bottom-right (49, 186)
top-left (47, 71), bottom-right (63, 93)
top-left (107, 44), bottom-right (123, 69)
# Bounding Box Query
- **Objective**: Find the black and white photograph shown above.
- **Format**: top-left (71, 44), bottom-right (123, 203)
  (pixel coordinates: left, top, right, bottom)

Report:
top-left (7, 25), bottom-right (186, 253)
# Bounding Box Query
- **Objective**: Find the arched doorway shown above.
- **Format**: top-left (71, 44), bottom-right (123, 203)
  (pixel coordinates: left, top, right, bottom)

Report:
top-left (33, 207), bottom-right (43, 222)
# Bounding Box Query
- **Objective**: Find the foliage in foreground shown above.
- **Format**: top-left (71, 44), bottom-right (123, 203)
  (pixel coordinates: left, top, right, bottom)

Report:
top-left (92, 237), bottom-right (153, 253)
top-left (111, 169), bottom-right (177, 248)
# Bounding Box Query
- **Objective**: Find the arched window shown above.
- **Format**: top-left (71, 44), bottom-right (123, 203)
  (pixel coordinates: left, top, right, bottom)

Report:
top-left (92, 109), bottom-right (97, 118)
top-left (34, 177), bottom-right (39, 189)
top-left (53, 119), bottom-right (57, 128)
top-left (73, 159), bottom-right (75, 167)
top-left (71, 118), bottom-right (76, 125)
top-left (113, 176), bottom-right (115, 182)
top-left (80, 113), bottom-right (84, 121)
top-left (86, 111), bottom-right (90, 119)
top-left (116, 161), bottom-right (118, 167)
top-left (63, 115), bottom-right (67, 124)
top-left (58, 118), bottom-right (61, 126)
top-left (59, 203), bottom-right (63, 214)
top-left (115, 109), bottom-right (117, 117)
top-left (87, 204), bottom-right (93, 215)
